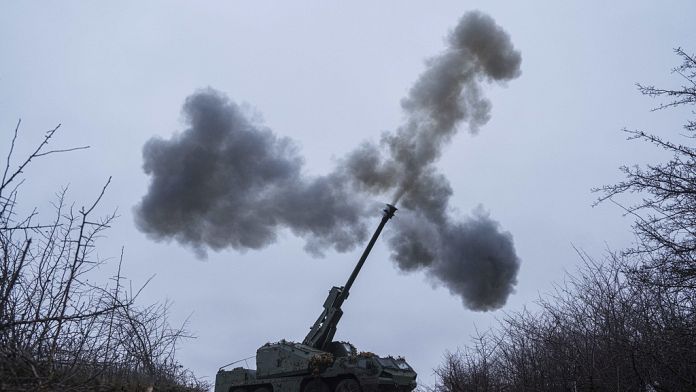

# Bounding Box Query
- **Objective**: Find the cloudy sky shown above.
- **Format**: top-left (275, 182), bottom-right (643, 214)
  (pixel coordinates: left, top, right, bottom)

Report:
top-left (2, 1), bottom-right (695, 387)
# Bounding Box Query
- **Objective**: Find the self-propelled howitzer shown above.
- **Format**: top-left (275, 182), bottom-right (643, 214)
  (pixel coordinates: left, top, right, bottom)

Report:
top-left (215, 204), bottom-right (417, 392)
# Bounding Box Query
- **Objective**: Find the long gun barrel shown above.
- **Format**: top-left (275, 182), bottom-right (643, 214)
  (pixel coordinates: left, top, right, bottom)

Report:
top-left (341, 204), bottom-right (397, 301)
top-left (303, 204), bottom-right (397, 350)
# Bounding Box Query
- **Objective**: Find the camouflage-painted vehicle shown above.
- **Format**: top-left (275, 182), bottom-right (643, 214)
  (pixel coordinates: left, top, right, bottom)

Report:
top-left (216, 204), bottom-right (417, 392)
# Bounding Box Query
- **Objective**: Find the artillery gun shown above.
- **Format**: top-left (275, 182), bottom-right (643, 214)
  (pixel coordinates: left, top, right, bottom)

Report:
top-left (215, 204), bottom-right (417, 392)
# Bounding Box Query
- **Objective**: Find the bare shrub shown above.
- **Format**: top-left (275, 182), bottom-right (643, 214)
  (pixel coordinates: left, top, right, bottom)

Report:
top-left (432, 255), bottom-right (696, 391)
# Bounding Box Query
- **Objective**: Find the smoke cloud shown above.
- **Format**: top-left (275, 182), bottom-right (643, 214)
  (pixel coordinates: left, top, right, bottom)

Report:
top-left (135, 90), bottom-right (368, 257)
top-left (135, 11), bottom-right (521, 310)
top-left (346, 11), bottom-right (521, 202)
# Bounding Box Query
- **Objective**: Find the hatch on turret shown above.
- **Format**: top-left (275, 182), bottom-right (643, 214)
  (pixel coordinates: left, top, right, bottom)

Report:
top-left (326, 341), bottom-right (356, 358)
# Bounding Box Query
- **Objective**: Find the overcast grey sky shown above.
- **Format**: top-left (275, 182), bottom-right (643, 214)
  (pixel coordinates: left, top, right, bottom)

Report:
top-left (2, 1), bottom-right (695, 388)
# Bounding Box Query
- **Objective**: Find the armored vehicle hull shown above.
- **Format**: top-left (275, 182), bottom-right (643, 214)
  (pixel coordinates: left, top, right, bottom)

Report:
top-left (215, 341), bottom-right (417, 392)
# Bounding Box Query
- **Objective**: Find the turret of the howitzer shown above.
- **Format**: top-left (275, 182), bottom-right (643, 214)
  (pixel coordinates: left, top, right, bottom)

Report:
top-left (215, 203), bottom-right (418, 392)
top-left (302, 204), bottom-right (397, 351)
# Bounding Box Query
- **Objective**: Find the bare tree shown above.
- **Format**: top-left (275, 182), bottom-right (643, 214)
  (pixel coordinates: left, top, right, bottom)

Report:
top-left (0, 121), bottom-right (208, 391)
top-left (595, 48), bottom-right (696, 291)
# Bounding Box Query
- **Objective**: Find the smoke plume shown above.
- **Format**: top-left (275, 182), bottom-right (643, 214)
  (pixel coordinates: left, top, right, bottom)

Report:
top-left (135, 11), bottom-right (521, 310)
top-left (135, 90), bottom-right (368, 257)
